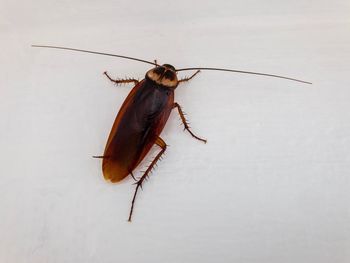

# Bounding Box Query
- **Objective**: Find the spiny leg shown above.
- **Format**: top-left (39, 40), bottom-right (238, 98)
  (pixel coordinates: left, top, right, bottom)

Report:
top-left (173, 103), bottom-right (207, 143)
top-left (130, 171), bottom-right (137, 181)
top-left (128, 137), bottom-right (167, 222)
top-left (103, 71), bottom-right (139, 86)
top-left (178, 70), bottom-right (200, 83)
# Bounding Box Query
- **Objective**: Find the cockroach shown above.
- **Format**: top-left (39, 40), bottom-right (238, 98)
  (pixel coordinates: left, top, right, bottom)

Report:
top-left (32, 45), bottom-right (311, 221)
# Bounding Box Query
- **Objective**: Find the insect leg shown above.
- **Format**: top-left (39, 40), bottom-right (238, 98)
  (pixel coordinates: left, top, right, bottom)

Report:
top-left (173, 103), bottom-right (207, 143)
top-left (103, 71), bottom-right (139, 85)
top-left (130, 171), bottom-right (137, 181)
top-left (128, 137), bottom-right (167, 222)
top-left (178, 70), bottom-right (200, 83)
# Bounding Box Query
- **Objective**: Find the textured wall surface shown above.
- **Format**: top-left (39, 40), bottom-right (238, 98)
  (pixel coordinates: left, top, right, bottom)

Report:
top-left (1, 0), bottom-right (349, 262)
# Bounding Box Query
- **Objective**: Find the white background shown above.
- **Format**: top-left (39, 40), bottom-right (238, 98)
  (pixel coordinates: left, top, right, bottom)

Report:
top-left (1, 0), bottom-right (349, 262)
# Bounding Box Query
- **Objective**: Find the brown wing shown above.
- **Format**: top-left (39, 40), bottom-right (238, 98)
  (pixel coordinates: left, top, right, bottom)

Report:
top-left (102, 79), bottom-right (174, 182)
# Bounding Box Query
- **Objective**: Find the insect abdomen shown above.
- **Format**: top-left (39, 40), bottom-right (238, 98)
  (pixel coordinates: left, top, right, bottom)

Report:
top-left (102, 80), bottom-right (174, 182)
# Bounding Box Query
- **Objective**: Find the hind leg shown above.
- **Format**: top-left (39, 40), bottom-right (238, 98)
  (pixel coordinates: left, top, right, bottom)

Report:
top-left (128, 137), bottom-right (167, 222)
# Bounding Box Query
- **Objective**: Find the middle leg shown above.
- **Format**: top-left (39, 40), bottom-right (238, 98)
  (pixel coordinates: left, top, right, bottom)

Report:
top-left (173, 103), bottom-right (207, 143)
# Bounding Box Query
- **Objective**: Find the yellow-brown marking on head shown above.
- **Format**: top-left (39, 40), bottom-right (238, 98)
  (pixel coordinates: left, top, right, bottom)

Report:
top-left (146, 64), bottom-right (178, 88)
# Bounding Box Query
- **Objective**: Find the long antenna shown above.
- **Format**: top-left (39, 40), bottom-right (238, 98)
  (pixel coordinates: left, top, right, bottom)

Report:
top-left (31, 45), bottom-right (157, 66)
top-left (176, 67), bottom-right (311, 84)
top-left (32, 45), bottom-right (311, 84)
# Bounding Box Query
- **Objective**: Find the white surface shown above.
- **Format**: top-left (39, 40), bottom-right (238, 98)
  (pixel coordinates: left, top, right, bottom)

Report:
top-left (1, 0), bottom-right (350, 262)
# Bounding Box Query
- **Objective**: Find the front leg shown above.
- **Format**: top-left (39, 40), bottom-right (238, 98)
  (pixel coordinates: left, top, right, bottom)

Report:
top-left (178, 70), bottom-right (200, 84)
top-left (104, 71), bottom-right (139, 86)
top-left (173, 102), bottom-right (207, 143)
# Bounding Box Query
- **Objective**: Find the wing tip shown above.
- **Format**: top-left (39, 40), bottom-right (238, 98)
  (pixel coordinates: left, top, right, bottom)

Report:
top-left (102, 159), bottom-right (130, 183)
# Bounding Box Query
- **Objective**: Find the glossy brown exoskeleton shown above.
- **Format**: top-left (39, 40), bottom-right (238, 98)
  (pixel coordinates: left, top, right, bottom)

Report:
top-left (32, 45), bottom-right (311, 221)
top-left (101, 64), bottom-right (204, 221)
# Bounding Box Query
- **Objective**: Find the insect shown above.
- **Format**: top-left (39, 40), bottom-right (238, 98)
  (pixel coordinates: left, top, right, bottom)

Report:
top-left (32, 45), bottom-right (311, 221)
